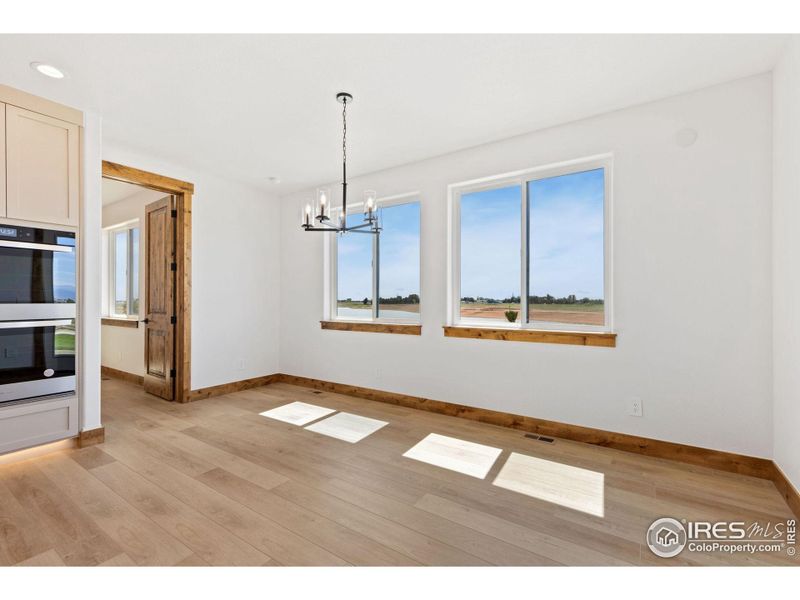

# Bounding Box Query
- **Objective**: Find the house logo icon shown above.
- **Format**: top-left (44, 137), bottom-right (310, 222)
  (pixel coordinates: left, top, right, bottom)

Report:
top-left (647, 518), bottom-right (687, 558)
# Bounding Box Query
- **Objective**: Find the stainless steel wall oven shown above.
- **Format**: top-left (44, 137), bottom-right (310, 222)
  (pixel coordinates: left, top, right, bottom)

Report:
top-left (0, 225), bottom-right (76, 404)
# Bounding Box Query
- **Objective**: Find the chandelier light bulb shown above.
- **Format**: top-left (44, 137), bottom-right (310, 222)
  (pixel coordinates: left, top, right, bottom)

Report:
top-left (317, 188), bottom-right (330, 219)
top-left (364, 190), bottom-right (376, 216)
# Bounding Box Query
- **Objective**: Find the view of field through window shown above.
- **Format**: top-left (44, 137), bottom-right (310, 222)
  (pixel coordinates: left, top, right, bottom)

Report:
top-left (529, 168), bottom-right (604, 326)
top-left (337, 224), bottom-right (373, 319)
top-left (460, 168), bottom-right (604, 326)
top-left (337, 201), bottom-right (421, 320)
top-left (460, 184), bottom-right (522, 321)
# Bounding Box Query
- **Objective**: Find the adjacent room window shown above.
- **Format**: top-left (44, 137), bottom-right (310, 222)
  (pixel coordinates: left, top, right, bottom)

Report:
top-left (452, 157), bottom-right (610, 331)
top-left (107, 222), bottom-right (140, 318)
top-left (334, 197), bottom-right (420, 321)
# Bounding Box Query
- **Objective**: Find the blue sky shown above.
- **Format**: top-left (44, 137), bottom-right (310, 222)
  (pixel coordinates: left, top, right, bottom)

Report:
top-left (529, 168), bottom-right (604, 299)
top-left (338, 201), bottom-right (420, 301)
top-left (461, 185), bottom-right (521, 300)
top-left (461, 169), bottom-right (604, 300)
top-left (337, 168), bottom-right (604, 303)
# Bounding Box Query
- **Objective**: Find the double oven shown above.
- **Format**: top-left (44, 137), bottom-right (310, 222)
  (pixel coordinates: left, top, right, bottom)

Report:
top-left (0, 224), bottom-right (76, 405)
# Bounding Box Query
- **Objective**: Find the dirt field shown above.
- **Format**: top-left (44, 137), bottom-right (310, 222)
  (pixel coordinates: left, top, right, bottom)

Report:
top-left (338, 302), bottom-right (419, 313)
top-left (460, 304), bottom-right (604, 326)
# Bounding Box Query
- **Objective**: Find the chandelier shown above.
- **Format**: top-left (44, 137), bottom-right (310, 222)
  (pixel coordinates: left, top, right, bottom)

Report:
top-left (301, 92), bottom-right (380, 235)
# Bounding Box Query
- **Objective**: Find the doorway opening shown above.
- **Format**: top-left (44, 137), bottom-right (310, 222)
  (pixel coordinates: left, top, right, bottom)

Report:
top-left (100, 161), bottom-right (193, 403)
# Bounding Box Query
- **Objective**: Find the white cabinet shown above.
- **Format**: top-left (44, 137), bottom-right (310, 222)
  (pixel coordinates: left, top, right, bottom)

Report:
top-left (0, 395), bottom-right (78, 455)
top-left (4, 105), bottom-right (79, 226)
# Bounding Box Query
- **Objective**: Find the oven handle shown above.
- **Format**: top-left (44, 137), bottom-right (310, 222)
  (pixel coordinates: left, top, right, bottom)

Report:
top-left (0, 319), bottom-right (74, 329)
top-left (0, 240), bottom-right (74, 252)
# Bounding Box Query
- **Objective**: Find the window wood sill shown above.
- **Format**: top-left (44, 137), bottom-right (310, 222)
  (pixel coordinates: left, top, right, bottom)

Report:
top-left (321, 321), bottom-right (421, 336)
top-left (101, 317), bottom-right (139, 329)
top-left (442, 325), bottom-right (616, 347)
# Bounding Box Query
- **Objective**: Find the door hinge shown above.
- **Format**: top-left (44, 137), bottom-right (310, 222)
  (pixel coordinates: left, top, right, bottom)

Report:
top-left (170, 262), bottom-right (177, 271)
top-left (170, 368), bottom-right (176, 378)
top-left (170, 315), bottom-right (177, 325)
top-left (171, 209), bottom-right (178, 218)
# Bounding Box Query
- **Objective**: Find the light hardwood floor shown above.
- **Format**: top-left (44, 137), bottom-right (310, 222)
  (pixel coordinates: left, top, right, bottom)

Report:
top-left (0, 379), bottom-right (796, 566)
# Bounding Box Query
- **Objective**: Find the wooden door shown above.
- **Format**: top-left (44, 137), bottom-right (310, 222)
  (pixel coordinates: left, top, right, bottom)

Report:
top-left (143, 196), bottom-right (175, 400)
top-left (5, 105), bottom-right (79, 226)
top-left (0, 103), bottom-right (6, 217)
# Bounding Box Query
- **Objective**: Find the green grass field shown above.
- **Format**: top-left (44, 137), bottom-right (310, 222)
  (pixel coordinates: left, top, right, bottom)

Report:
top-left (55, 332), bottom-right (75, 353)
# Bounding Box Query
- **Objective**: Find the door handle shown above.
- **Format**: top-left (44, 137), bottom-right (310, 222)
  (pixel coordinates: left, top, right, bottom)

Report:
top-left (140, 318), bottom-right (150, 324)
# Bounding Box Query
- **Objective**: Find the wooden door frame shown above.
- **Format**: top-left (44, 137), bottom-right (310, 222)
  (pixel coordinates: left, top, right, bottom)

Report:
top-left (101, 160), bottom-right (193, 403)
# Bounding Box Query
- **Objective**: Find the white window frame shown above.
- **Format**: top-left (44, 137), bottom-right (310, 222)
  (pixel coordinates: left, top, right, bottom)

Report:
top-left (105, 220), bottom-right (140, 319)
top-left (326, 192), bottom-right (422, 324)
top-left (447, 154), bottom-right (613, 332)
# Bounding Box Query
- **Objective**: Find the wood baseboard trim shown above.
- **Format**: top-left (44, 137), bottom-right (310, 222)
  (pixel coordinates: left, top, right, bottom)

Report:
top-left (77, 427), bottom-right (105, 448)
top-left (773, 463), bottom-right (800, 520)
top-left (272, 373), bottom-right (773, 481)
top-left (321, 321), bottom-right (421, 335)
top-left (187, 374), bottom-right (280, 402)
top-left (443, 326), bottom-right (616, 347)
top-left (101, 366), bottom-right (144, 386)
top-left (181, 371), bottom-right (796, 517)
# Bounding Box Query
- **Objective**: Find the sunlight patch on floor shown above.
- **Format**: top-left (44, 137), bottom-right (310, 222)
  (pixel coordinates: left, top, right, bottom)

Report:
top-left (259, 401), bottom-right (336, 426)
top-left (402, 433), bottom-right (503, 479)
top-left (305, 412), bottom-right (389, 443)
top-left (493, 452), bottom-right (605, 517)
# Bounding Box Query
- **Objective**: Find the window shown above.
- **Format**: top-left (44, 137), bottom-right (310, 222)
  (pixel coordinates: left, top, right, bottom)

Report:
top-left (460, 184), bottom-right (521, 322)
top-left (106, 222), bottom-right (140, 318)
top-left (451, 157), bottom-right (610, 331)
top-left (333, 197), bottom-right (420, 321)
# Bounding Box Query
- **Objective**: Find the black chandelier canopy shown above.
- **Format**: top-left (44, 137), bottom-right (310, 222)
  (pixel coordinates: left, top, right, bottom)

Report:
top-left (301, 92), bottom-right (380, 235)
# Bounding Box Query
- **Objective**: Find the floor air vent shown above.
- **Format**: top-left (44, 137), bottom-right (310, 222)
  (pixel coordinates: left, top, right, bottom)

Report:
top-left (525, 433), bottom-right (555, 443)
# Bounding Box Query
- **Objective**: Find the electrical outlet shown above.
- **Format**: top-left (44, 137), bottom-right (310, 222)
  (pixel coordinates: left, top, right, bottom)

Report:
top-left (374, 367), bottom-right (380, 379)
top-left (237, 358), bottom-right (245, 371)
top-left (628, 397), bottom-right (643, 417)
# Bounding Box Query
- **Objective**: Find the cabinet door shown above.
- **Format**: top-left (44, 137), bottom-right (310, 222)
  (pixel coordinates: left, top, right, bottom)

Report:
top-left (5, 105), bottom-right (79, 226)
top-left (0, 103), bottom-right (6, 218)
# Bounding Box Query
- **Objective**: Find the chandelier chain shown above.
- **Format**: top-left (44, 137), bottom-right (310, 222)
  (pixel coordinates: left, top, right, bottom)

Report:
top-left (342, 99), bottom-right (347, 166)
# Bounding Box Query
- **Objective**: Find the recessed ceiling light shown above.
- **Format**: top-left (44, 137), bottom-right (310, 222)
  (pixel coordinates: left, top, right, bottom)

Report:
top-left (30, 62), bottom-right (65, 79)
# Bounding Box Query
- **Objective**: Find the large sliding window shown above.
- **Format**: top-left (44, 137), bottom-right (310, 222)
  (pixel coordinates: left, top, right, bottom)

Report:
top-left (451, 156), bottom-right (611, 331)
top-left (333, 196), bottom-right (420, 322)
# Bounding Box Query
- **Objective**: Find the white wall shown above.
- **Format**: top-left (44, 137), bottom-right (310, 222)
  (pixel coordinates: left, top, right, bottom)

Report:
top-left (100, 188), bottom-right (163, 377)
top-left (772, 38), bottom-right (800, 490)
top-left (79, 112), bottom-right (103, 432)
top-left (101, 144), bottom-right (282, 391)
top-left (280, 75), bottom-right (774, 458)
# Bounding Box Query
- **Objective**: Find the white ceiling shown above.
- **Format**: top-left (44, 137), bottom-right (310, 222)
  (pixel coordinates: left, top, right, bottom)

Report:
top-left (0, 34), bottom-right (790, 194)
top-left (101, 177), bottom-right (163, 206)
top-left (102, 178), bottom-right (140, 205)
